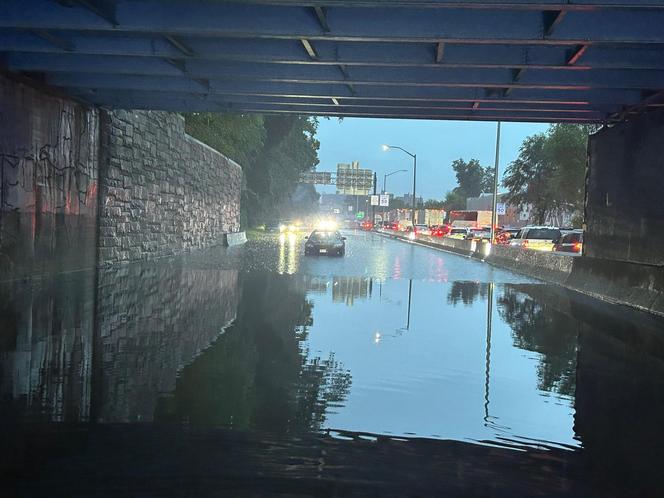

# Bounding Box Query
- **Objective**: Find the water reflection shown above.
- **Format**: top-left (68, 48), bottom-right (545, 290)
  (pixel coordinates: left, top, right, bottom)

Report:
top-left (0, 269), bottom-right (95, 422)
top-left (156, 272), bottom-right (352, 432)
top-left (447, 280), bottom-right (488, 306)
top-left (0, 260), bottom-right (240, 424)
top-left (3, 234), bottom-right (664, 496)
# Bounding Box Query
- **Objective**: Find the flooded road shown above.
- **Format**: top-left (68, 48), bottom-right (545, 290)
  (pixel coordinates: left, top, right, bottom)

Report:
top-left (3, 230), bottom-right (664, 497)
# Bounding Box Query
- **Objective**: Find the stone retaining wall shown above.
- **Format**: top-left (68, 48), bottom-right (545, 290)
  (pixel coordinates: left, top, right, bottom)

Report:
top-left (98, 111), bottom-right (242, 264)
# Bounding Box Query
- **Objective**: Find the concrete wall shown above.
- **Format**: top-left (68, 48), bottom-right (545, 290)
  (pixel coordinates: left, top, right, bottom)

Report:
top-left (98, 110), bottom-right (242, 264)
top-left (586, 110), bottom-right (664, 265)
top-left (0, 75), bottom-right (99, 274)
top-left (0, 75), bottom-right (243, 272)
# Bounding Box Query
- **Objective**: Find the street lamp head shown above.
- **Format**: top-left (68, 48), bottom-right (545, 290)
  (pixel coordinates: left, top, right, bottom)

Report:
top-left (381, 144), bottom-right (390, 151)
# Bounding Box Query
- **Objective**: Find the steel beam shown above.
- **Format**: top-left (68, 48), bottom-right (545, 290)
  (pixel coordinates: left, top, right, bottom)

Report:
top-left (13, 53), bottom-right (664, 91)
top-left (44, 73), bottom-right (644, 106)
top-left (4, 1), bottom-right (664, 45)
top-left (6, 32), bottom-right (664, 72)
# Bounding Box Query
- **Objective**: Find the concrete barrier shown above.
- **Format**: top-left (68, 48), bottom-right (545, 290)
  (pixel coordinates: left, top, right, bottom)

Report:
top-left (566, 257), bottom-right (664, 316)
top-left (486, 244), bottom-right (574, 284)
top-left (375, 230), bottom-right (664, 317)
top-left (224, 231), bottom-right (247, 247)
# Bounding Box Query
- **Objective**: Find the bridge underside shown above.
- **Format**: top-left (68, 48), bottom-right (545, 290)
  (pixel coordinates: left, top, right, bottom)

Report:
top-left (2, 1), bottom-right (664, 123)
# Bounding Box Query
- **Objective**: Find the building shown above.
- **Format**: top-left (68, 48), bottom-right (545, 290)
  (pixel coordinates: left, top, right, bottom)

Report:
top-left (394, 194), bottom-right (423, 207)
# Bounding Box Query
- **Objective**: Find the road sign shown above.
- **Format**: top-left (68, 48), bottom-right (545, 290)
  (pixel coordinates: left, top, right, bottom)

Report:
top-left (370, 195), bottom-right (379, 206)
top-left (356, 211), bottom-right (365, 220)
top-left (379, 194), bottom-right (390, 207)
top-left (496, 202), bottom-right (507, 215)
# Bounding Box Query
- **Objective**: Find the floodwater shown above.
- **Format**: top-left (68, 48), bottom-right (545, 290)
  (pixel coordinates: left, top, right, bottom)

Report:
top-left (2, 231), bottom-right (664, 497)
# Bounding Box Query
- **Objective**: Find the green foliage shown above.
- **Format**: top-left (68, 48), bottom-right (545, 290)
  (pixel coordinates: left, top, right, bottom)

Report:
top-left (440, 158), bottom-right (494, 212)
top-left (184, 113), bottom-right (320, 227)
top-left (503, 124), bottom-right (591, 225)
top-left (451, 158), bottom-right (494, 198)
top-left (184, 112), bottom-right (266, 167)
top-left (443, 189), bottom-right (467, 211)
top-left (424, 199), bottom-right (445, 209)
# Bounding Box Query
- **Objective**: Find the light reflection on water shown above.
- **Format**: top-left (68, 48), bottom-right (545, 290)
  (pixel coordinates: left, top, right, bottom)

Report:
top-left (3, 231), bottom-right (664, 496)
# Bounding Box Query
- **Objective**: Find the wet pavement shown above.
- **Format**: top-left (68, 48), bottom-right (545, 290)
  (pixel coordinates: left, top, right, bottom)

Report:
top-left (2, 230), bottom-right (664, 497)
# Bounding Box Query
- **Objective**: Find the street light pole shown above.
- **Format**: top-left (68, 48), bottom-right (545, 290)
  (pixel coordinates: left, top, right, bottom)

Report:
top-left (412, 153), bottom-right (417, 224)
top-left (382, 145), bottom-right (417, 224)
top-left (383, 169), bottom-right (408, 194)
top-left (490, 122), bottom-right (501, 243)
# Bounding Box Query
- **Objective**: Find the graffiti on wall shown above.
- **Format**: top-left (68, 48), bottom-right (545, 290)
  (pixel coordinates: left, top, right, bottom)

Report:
top-left (0, 100), bottom-right (99, 271)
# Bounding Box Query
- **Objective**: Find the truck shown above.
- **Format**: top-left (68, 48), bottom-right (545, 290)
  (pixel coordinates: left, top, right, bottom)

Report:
top-left (449, 210), bottom-right (493, 228)
top-left (424, 209), bottom-right (446, 227)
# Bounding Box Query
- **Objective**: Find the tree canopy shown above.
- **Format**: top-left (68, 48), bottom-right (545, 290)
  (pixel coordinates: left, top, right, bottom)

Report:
top-left (502, 124), bottom-right (591, 225)
top-left (441, 158), bottom-right (494, 211)
top-left (185, 113), bottom-right (321, 226)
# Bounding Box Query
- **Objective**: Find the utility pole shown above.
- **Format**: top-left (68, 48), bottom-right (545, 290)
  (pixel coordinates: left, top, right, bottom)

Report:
top-left (412, 153), bottom-right (417, 224)
top-left (372, 172), bottom-right (377, 225)
top-left (490, 122), bottom-right (501, 243)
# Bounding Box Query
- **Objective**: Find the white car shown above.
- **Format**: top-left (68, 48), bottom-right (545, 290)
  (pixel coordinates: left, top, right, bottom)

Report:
top-left (509, 226), bottom-right (562, 251)
top-left (446, 227), bottom-right (471, 240)
top-left (414, 224), bottom-right (431, 236)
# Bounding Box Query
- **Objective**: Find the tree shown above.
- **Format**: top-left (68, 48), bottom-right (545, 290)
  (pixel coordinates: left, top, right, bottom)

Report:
top-left (424, 199), bottom-right (445, 209)
top-left (184, 113), bottom-right (320, 227)
top-left (443, 189), bottom-right (466, 211)
top-left (451, 158), bottom-right (487, 198)
top-left (502, 124), bottom-right (591, 225)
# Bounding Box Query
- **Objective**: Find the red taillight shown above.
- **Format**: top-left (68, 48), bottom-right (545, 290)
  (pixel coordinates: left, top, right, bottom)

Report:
top-left (523, 239), bottom-right (529, 247)
top-left (573, 242), bottom-right (582, 253)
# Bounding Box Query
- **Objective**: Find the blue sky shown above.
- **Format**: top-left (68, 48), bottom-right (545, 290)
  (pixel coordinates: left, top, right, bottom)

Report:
top-left (315, 118), bottom-right (549, 200)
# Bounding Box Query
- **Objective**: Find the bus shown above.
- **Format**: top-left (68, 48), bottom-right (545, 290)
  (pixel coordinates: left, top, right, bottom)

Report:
top-left (449, 210), bottom-right (493, 228)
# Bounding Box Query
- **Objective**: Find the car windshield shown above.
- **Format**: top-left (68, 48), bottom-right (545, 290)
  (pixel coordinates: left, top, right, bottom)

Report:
top-left (451, 228), bottom-right (467, 234)
top-left (562, 232), bottom-right (582, 243)
top-left (310, 231), bottom-right (340, 241)
top-left (526, 228), bottom-right (561, 240)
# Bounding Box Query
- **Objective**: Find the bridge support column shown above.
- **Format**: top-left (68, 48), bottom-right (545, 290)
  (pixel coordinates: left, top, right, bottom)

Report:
top-left (567, 110), bottom-right (664, 315)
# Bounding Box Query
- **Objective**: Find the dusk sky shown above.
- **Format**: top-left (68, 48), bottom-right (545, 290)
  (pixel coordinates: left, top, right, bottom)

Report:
top-left (315, 118), bottom-right (549, 200)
